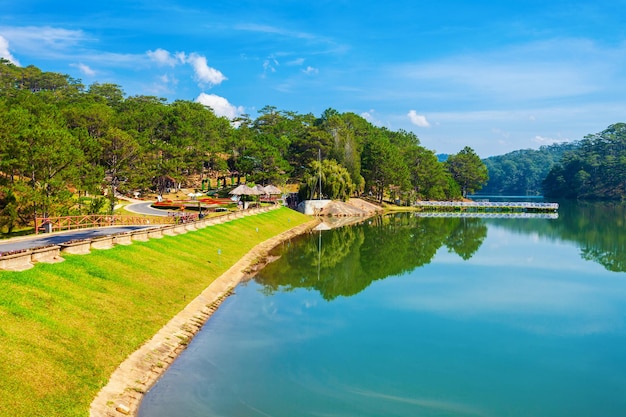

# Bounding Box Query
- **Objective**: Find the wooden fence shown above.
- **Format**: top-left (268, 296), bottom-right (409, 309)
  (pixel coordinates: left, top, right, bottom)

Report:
top-left (35, 213), bottom-right (198, 234)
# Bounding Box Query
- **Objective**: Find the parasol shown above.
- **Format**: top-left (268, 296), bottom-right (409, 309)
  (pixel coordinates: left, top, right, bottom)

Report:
top-left (229, 184), bottom-right (257, 195)
top-left (252, 184), bottom-right (268, 195)
top-left (263, 184), bottom-right (282, 195)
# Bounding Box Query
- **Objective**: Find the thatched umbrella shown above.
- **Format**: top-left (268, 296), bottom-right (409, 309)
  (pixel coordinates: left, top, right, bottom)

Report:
top-left (229, 184), bottom-right (257, 196)
top-left (263, 184), bottom-right (282, 195)
top-left (229, 184), bottom-right (263, 208)
top-left (252, 184), bottom-right (268, 195)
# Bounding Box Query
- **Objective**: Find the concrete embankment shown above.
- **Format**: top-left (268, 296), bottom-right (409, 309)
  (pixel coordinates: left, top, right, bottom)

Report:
top-left (90, 219), bottom-right (318, 417)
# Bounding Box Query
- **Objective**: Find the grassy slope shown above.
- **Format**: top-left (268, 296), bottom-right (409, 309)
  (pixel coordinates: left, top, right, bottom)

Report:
top-left (0, 208), bottom-right (311, 417)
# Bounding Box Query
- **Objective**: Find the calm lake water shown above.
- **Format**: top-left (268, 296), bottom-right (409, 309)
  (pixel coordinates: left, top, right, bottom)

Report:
top-left (139, 201), bottom-right (626, 417)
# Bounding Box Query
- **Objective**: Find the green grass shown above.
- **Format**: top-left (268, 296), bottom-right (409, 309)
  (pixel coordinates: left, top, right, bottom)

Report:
top-left (0, 207), bottom-right (311, 417)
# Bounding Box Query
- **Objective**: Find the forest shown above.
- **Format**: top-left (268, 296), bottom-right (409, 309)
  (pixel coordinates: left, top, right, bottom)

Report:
top-left (542, 123), bottom-right (626, 199)
top-left (0, 60), bottom-right (489, 232)
top-left (481, 124), bottom-right (626, 200)
top-left (480, 142), bottom-right (578, 196)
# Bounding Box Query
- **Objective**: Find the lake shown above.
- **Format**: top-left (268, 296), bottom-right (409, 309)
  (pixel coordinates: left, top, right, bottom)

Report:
top-left (139, 201), bottom-right (626, 417)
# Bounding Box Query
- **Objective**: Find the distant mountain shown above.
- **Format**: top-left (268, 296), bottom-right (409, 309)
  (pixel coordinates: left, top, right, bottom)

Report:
top-left (480, 142), bottom-right (578, 196)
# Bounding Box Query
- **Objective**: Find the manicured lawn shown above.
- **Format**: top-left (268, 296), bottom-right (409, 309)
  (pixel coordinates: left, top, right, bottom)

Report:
top-left (0, 208), bottom-right (310, 417)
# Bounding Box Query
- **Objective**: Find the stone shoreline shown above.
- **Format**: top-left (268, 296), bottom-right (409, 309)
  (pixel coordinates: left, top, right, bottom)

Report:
top-left (89, 220), bottom-right (319, 417)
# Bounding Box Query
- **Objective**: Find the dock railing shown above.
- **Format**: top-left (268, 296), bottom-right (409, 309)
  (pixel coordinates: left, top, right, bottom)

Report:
top-left (413, 201), bottom-right (559, 212)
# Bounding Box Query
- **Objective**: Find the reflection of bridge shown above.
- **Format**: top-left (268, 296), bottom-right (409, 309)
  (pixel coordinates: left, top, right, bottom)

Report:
top-left (414, 201), bottom-right (559, 212)
top-left (414, 212), bottom-right (558, 219)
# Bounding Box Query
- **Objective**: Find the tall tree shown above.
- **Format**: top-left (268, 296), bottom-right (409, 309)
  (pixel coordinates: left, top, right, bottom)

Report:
top-left (300, 158), bottom-right (355, 201)
top-left (445, 146), bottom-right (489, 197)
top-left (361, 133), bottom-right (409, 203)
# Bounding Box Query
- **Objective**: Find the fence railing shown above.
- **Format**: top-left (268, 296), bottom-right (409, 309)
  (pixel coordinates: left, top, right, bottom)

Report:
top-left (35, 213), bottom-right (199, 234)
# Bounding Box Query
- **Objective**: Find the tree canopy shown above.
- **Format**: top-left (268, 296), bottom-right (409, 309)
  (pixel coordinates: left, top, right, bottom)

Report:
top-left (542, 124), bottom-right (626, 200)
top-left (481, 143), bottom-right (577, 196)
top-left (445, 146), bottom-right (489, 197)
top-left (0, 61), bottom-right (486, 231)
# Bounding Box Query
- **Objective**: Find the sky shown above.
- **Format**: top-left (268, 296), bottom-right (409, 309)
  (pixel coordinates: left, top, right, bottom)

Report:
top-left (1, 0), bottom-right (626, 157)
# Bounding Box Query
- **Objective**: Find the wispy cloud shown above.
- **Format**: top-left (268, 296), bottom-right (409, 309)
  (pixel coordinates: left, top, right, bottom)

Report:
top-left (147, 48), bottom-right (185, 67)
top-left (302, 66), bottom-right (318, 75)
top-left (361, 109), bottom-right (382, 126)
top-left (261, 55), bottom-right (280, 77)
top-left (71, 62), bottom-right (96, 76)
top-left (0, 26), bottom-right (92, 56)
top-left (234, 23), bottom-right (317, 41)
top-left (391, 38), bottom-right (624, 106)
top-left (287, 58), bottom-right (305, 66)
top-left (533, 135), bottom-right (570, 146)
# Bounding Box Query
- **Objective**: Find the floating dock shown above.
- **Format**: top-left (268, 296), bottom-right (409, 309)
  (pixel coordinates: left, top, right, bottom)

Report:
top-left (414, 201), bottom-right (559, 213)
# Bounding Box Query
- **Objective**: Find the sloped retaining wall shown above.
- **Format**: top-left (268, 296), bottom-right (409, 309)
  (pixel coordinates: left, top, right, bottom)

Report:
top-left (0, 206), bottom-right (280, 272)
top-left (0, 245), bottom-right (65, 271)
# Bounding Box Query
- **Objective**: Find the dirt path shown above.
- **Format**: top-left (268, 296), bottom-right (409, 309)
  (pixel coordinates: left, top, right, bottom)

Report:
top-left (90, 220), bottom-right (318, 417)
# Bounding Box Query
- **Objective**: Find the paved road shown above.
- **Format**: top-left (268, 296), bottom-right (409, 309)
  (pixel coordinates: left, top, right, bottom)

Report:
top-left (124, 201), bottom-right (173, 216)
top-left (1, 201), bottom-right (169, 255)
top-left (0, 226), bottom-right (154, 254)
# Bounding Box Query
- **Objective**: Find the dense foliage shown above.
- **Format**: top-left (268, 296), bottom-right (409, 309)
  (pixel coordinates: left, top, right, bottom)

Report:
top-left (481, 142), bottom-right (578, 196)
top-left (481, 125), bottom-right (625, 200)
top-left (0, 60), bottom-right (486, 231)
top-left (445, 146), bottom-right (489, 197)
top-left (543, 123), bottom-right (626, 200)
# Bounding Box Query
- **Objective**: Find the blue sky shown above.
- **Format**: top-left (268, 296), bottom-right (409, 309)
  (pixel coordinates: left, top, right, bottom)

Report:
top-left (2, 0), bottom-right (626, 157)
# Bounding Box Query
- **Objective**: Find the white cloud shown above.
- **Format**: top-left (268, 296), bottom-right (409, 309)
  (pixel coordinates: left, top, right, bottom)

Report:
top-left (263, 56), bottom-right (280, 75)
top-left (0, 35), bottom-right (20, 65)
top-left (407, 110), bottom-right (430, 127)
top-left (0, 26), bottom-right (89, 55)
top-left (361, 109), bottom-right (382, 126)
top-left (147, 48), bottom-right (180, 66)
top-left (287, 58), bottom-right (305, 66)
top-left (146, 48), bottom-right (226, 89)
top-left (195, 93), bottom-right (243, 120)
top-left (71, 62), bottom-right (95, 76)
top-left (187, 53), bottom-right (227, 86)
top-left (159, 74), bottom-right (174, 84)
top-left (393, 39), bottom-right (625, 106)
top-left (302, 66), bottom-right (318, 75)
top-left (533, 135), bottom-right (569, 146)
top-left (491, 127), bottom-right (510, 139)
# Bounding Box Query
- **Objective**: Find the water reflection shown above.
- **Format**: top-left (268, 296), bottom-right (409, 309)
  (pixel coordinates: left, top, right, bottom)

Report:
top-left (487, 201), bottom-right (626, 272)
top-left (256, 214), bottom-right (487, 300)
top-left (258, 202), bottom-right (625, 304)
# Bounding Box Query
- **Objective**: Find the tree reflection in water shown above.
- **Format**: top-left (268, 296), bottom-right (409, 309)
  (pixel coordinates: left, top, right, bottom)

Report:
top-left (256, 201), bottom-right (626, 300)
top-left (487, 201), bottom-right (626, 272)
top-left (255, 213), bottom-right (487, 300)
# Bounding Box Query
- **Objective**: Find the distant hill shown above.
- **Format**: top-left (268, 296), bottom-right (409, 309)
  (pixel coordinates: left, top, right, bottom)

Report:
top-left (543, 123), bottom-right (626, 200)
top-left (479, 142), bottom-right (578, 196)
